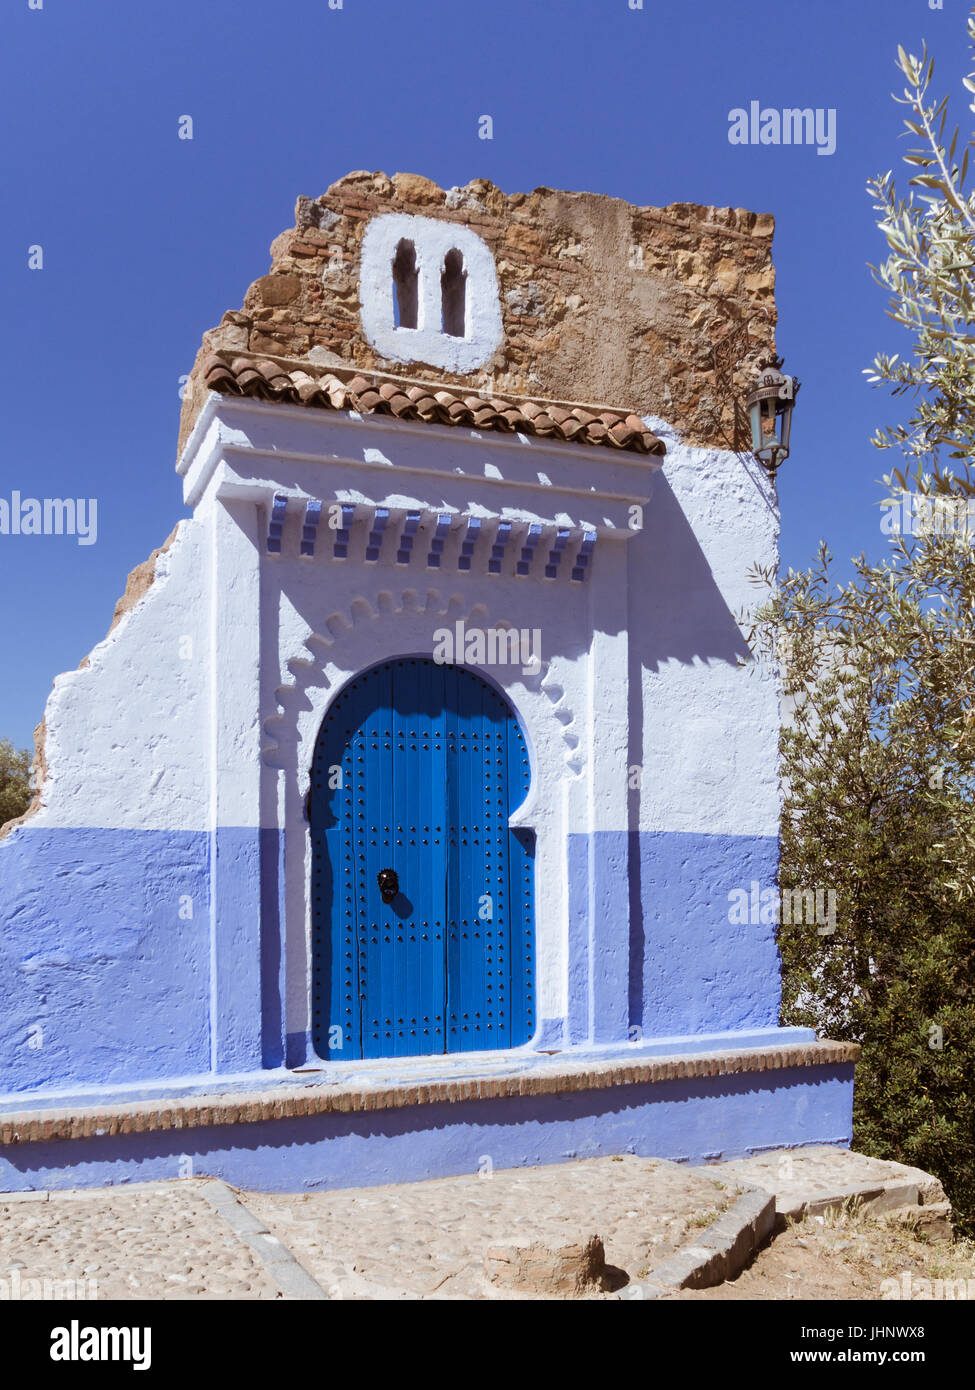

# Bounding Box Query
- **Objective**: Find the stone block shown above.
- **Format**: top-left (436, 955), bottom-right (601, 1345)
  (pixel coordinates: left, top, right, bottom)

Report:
top-left (258, 274), bottom-right (301, 307)
top-left (484, 1234), bottom-right (608, 1297)
top-left (888, 1201), bottom-right (953, 1243)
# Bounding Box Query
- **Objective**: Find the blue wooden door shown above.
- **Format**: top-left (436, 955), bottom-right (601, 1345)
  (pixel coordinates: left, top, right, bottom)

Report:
top-left (311, 658), bottom-right (534, 1060)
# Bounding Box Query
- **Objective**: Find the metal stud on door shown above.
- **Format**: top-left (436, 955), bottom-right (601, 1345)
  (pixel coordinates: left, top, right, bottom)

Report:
top-left (310, 657), bottom-right (534, 1060)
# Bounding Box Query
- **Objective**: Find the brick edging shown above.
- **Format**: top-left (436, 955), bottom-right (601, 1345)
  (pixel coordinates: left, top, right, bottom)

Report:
top-left (0, 1041), bottom-right (859, 1146)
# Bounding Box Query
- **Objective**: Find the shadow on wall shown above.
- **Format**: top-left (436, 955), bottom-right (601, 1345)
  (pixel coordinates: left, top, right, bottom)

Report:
top-left (625, 462), bottom-right (778, 1040)
top-left (634, 466), bottom-right (755, 669)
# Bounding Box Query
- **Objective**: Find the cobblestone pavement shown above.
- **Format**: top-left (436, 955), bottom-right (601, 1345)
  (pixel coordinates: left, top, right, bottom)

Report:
top-left (2, 1162), bottom-right (964, 1301)
top-left (0, 1184), bottom-right (281, 1300)
top-left (247, 1155), bottom-right (735, 1299)
top-left (0, 1157), bottom-right (733, 1300)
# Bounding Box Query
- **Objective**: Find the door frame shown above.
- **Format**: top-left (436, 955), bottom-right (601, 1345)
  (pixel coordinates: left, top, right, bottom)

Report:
top-left (307, 654), bottom-right (535, 1062)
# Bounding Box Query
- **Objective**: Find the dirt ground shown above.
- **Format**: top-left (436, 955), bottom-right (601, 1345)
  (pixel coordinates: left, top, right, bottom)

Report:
top-left (672, 1207), bottom-right (975, 1301)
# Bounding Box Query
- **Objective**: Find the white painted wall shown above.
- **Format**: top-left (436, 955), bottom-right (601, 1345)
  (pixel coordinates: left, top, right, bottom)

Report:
top-left (21, 517), bottom-right (211, 833)
top-left (636, 418), bottom-right (781, 838)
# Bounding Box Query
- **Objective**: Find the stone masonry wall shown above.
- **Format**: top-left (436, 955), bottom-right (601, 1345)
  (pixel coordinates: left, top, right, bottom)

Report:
top-left (177, 171), bottom-right (777, 457)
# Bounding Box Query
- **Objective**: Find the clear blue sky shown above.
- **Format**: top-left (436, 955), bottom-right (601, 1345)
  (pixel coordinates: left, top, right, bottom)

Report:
top-left (0, 0), bottom-right (969, 749)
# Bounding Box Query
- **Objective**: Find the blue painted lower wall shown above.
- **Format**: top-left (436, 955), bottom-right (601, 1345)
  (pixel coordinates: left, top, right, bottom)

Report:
top-left (3, 824), bottom-right (786, 1104)
top-left (568, 830), bottom-right (781, 1044)
top-left (0, 822), bottom-right (851, 1196)
top-left (633, 830), bottom-right (782, 1036)
top-left (0, 828), bottom-right (212, 1094)
top-left (0, 1064), bottom-right (856, 1194)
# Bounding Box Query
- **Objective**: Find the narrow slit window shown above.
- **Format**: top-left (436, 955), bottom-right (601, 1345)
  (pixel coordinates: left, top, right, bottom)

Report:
top-left (441, 249), bottom-right (467, 337)
top-left (392, 239), bottom-right (419, 329)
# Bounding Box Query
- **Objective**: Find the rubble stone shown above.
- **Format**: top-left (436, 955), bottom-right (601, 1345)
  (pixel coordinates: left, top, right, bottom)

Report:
top-left (177, 170), bottom-right (778, 459)
top-left (484, 1235), bottom-right (608, 1297)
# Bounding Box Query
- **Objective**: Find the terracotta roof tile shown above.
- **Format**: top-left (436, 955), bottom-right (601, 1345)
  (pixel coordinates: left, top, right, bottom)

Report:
top-left (201, 351), bottom-right (665, 457)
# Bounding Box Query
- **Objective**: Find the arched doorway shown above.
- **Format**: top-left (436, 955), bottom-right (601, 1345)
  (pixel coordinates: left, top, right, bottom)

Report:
top-left (310, 657), bottom-right (534, 1060)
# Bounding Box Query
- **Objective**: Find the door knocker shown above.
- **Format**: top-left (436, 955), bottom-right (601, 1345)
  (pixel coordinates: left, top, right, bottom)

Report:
top-left (377, 868), bottom-right (399, 903)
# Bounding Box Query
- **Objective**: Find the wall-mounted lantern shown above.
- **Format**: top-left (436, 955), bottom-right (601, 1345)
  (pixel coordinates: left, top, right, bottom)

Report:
top-left (745, 357), bottom-right (800, 473)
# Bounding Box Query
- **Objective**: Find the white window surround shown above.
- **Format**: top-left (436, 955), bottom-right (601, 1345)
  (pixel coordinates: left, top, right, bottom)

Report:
top-left (358, 213), bottom-right (504, 372)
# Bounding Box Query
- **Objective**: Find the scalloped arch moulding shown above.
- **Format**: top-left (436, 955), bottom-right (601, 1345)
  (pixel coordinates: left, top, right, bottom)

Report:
top-left (263, 584), bottom-right (584, 1067)
top-left (264, 587), bottom-right (582, 782)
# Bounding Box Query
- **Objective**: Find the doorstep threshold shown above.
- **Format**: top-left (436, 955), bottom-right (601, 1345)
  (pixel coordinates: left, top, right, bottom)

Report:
top-left (0, 1039), bottom-right (859, 1146)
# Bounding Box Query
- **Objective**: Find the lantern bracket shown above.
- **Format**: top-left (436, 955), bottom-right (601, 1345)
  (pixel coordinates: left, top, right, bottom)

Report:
top-left (745, 356), bottom-right (801, 474)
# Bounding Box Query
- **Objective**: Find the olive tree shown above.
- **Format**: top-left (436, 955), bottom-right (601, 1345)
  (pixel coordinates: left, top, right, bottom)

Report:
top-left (746, 11), bottom-right (975, 1233)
